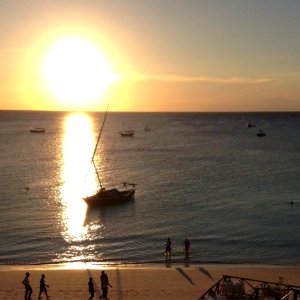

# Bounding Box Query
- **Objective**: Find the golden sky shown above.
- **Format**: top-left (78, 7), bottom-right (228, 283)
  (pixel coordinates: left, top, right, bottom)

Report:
top-left (1, 1), bottom-right (300, 112)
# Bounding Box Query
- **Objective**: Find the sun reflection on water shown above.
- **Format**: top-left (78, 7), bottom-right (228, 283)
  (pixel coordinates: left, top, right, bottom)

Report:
top-left (60, 113), bottom-right (98, 242)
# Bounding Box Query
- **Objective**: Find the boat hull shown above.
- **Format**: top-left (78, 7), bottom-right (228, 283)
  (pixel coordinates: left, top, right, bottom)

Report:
top-left (119, 130), bottom-right (134, 137)
top-left (84, 188), bottom-right (135, 207)
top-left (30, 128), bottom-right (46, 133)
top-left (257, 130), bottom-right (266, 137)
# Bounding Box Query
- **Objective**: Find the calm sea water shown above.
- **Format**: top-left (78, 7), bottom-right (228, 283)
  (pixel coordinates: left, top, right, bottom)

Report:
top-left (0, 110), bottom-right (299, 267)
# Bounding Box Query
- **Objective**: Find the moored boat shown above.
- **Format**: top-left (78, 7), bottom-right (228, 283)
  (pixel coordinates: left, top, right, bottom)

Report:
top-left (84, 187), bottom-right (135, 207)
top-left (247, 122), bottom-right (256, 128)
top-left (256, 129), bottom-right (266, 137)
top-left (144, 125), bottom-right (151, 132)
top-left (30, 127), bottom-right (46, 133)
top-left (119, 130), bottom-right (134, 137)
top-left (84, 108), bottom-right (136, 207)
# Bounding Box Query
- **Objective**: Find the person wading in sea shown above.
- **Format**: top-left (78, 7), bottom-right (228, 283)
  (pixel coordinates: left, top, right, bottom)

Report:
top-left (183, 238), bottom-right (190, 254)
top-left (165, 237), bottom-right (172, 257)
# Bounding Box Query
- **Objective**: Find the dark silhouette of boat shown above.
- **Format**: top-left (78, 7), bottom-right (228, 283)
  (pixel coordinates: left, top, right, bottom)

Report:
top-left (247, 122), bottom-right (256, 128)
top-left (83, 108), bottom-right (135, 207)
top-left (84, 186), bottom-right (135, 207)
top-left (256, 129), bottom-right (266, 137)
top-left (30, 127), bottom-right (46, 133)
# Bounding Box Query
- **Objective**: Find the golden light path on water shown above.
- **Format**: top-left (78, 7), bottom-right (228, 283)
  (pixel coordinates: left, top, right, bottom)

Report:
top-left (60, 113), bottom-right (98, 244)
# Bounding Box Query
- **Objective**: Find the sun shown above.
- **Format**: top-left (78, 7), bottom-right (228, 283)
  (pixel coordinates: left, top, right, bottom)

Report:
top-left (42, 36), bottom-right (118, 105)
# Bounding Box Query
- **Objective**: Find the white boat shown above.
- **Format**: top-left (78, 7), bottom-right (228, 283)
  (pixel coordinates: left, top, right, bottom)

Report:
top-left (119, 130), bottom-right (134, 137)
top-left (29, 127), bottom-right (46, 133)
top-left (144, 125), bottom-right (151, 132)
top-left (84, 109), bottom-right (136, 207)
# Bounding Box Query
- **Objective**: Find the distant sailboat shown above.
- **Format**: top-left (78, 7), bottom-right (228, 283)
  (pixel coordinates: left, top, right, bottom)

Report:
top-left (84, 108), bottom-right (136, 207)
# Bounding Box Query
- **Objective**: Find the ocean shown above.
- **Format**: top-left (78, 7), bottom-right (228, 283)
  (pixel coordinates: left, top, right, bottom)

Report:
top-left (0, 110), bottom-right (299, 267)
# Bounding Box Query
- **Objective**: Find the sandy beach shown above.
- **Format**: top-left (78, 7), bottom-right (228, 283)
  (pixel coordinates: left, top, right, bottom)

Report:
top-left (1, 264), bottom-right (300, 300)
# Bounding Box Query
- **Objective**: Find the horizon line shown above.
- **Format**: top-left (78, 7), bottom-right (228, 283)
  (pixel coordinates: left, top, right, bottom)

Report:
top-left (1, 109), bottom-right (300, 114)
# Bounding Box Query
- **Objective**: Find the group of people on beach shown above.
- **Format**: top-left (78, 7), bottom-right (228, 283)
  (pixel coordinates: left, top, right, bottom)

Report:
top-left (21, 270), bottom-right (111, 300)
top-left (20, 238), bottom-right (190, 299)
top-left (165, 237), bottom-right (190, 257)
top-left (22, 272), bottom-right (49, 300)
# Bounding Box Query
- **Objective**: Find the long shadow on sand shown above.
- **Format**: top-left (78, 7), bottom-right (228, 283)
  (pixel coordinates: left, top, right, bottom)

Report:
top-left (198, 267), bottom-right (214, 280)
top-left (176, 268), bottom-right (194, 285)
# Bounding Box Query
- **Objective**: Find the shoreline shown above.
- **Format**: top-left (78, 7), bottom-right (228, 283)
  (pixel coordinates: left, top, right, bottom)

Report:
top-left (1, 262), bottom-right (300, 271)
top-left (1, 264), bottom-right (300, 299)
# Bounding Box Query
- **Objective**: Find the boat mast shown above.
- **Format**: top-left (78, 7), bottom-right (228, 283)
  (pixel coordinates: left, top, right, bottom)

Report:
top-left (91, 105), bottom-right (109, 189)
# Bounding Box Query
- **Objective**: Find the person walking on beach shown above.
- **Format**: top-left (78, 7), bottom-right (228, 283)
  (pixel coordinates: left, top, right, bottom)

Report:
top-left (88, 277), bottom-right (95, 300)
top-left (100, 271), bottom-right (111, 300)
top-left (165, 237), bottom-right (172, 257)
top-left (38, 274), bottom-right (50, 299)
top-left (22, 272), bottom-right (33, 300)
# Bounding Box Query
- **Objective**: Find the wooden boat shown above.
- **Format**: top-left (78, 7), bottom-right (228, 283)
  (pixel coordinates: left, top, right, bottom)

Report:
top-left (30, 127), bottom-right (46, 133)
top-left (83, 108), bottom-right (136, 207)
top-left (119, 130), bottom-right (134, 137)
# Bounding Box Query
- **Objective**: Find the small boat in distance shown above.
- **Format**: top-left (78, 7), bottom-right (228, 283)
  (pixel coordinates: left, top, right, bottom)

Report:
top-left (256, 129), bottom-right (266, 137)
top-left (144, 125), bottom-right (151, 132)
top-left (29, 127), bottom-right (46, 133)
top-left (119, 130), bottom-right (134, 137)
top-left (84, 108), bottom-right (136, 207)
top-left (247, 122), bottom-right (256, 128)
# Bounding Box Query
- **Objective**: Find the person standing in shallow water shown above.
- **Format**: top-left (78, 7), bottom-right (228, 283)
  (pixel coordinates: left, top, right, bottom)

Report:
top-left (22, 272), bottom-right (33, 300)
top-left (88, 277), bottom-right (95, 300)
top-left (38, 274), bottom-right (50, 299)
top-left (165, 237), bottom-right (172, 257)
top-left (183, 238), bottom-right (190, 254)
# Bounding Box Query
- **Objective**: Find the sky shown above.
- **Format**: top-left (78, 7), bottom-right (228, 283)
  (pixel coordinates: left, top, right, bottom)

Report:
top-left (1, 0), bottom-right (300, 112)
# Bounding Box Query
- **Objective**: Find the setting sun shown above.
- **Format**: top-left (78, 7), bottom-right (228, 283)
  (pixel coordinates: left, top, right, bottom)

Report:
top-left (42, 36), bottom-right (118, 105)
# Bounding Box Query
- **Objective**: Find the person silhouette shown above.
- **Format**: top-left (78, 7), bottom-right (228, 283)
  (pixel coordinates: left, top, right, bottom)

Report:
top-left (183, 238), bottom-right (190, 254)
top-left (38, 274), bottom-right (49, 299)
top-left (165, 237), bottom-right (172, 257)
top-left (88, 277), bottom-right (95, 300)
top-left (22, 272), bottom-right (33, 300)
top-left (100, 271), bottom-right (111, 300)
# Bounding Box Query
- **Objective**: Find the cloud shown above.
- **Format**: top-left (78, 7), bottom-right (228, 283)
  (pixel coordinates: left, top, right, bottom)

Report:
top-left (129, 72), bottom-right (275, 85)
